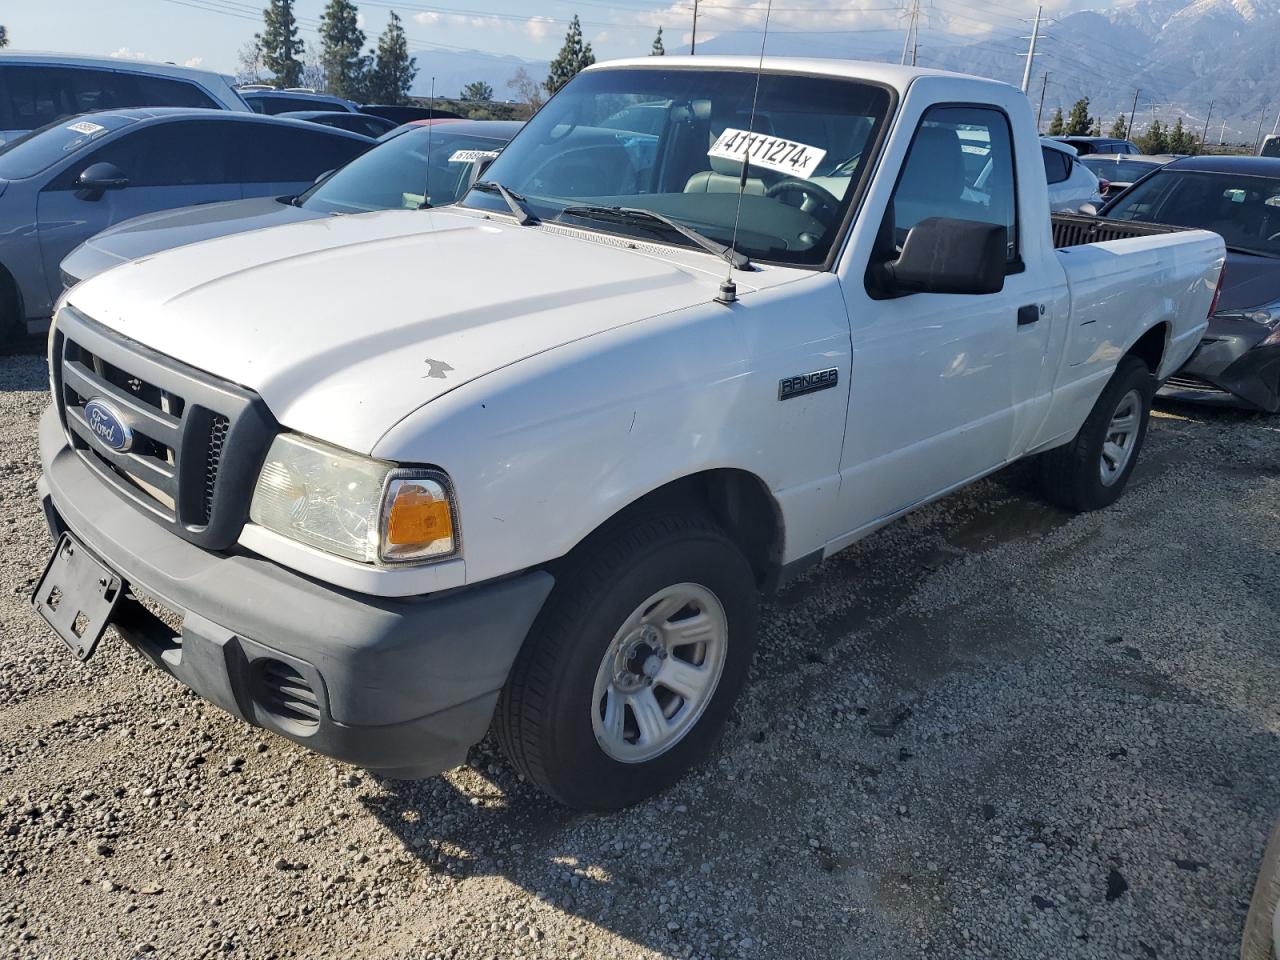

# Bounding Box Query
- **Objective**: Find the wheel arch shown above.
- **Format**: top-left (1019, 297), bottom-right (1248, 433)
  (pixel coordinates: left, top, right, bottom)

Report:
top-left (1124, 321), bottom-right (1170, 378)
top-left (0, 261), bottom-right (26, 344)
top-left (565, 468), bottom-right (786, 593)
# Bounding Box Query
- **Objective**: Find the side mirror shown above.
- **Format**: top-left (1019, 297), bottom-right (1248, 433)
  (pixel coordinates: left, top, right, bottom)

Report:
top-left (76, 162), bottom-right (128, 199)
top-left (879, 218), bottom-right (1007, 296)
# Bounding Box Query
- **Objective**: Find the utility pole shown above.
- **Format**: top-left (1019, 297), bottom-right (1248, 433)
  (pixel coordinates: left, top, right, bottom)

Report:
top-left (1271, 106), bottom-right (1280, 137)
top-left (1198, 101), bottom-right (1213, 155)
top-left (1219, 118), bottom-right (1227, 146)
top-left (1019, 5), bottom-right (1043, 94)
top-left (690, 0), bottom-right (698, 54)
top-left (1036, 72), bottom-right (1050, 131)
top-left (1127, 88), bottom-right (1140, 139)
top-left (1254, 107), bottom-right (1268, 152)
top-left (900, 0), bottom-right (920, 67)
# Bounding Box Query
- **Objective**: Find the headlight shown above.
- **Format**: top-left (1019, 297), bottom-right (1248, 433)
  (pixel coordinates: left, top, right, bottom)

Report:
top-left (249, 434), bottom-right (458, 565)
top-left (1216, 298), bottom-right (1280, 328)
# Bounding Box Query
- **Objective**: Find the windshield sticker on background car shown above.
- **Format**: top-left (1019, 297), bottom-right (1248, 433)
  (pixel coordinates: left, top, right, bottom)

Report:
top-left (65, 121), bottom-right (106, 136)
top-left (448, 149), bottom-right (500, 164)
top-left (708, 129), bottom-right (828, 180)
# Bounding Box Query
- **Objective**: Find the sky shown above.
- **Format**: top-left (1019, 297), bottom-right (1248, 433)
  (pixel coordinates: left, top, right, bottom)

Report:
top-left (4, 0), bottom-right (1117, 75)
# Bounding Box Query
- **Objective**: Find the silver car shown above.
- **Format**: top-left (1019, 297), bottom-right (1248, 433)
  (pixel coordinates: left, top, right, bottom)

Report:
top-left (60, 119), bottom-right (522, 295)
top-left (0, 108), bottom-right (372, 342)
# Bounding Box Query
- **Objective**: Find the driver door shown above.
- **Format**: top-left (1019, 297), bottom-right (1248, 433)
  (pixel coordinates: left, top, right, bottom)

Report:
top-left (834, 105), bottom-right (1032, 536)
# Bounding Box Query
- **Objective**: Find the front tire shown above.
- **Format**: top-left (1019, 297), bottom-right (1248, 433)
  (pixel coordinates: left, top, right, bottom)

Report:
top-left (495, 512), bottom-right (758, 810)
top-left (1039, 355), bottom-right (1155, 512)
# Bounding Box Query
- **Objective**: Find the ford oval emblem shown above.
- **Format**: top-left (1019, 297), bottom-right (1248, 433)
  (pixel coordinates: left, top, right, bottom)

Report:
top-left (83, 398), bottom-right (134, 453)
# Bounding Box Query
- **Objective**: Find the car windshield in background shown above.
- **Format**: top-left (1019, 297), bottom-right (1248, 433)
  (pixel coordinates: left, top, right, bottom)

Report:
top-left (1106, 169), bottom-right (1280, 258)
top-left (460, 68), bottom-right (891, 267)
top-left (1081, 157), bottom-right (1161, 182)
top-left (0, 113), bottom-right (136, 179)
top-left (298, 128), bottom-right (509, 213)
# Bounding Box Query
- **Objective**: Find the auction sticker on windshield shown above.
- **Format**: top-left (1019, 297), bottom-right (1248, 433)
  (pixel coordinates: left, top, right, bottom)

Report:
top-left (66, 121), bottom-right (106, 136)
top-left (449, 149), bottom-right (500, 164)
top-left (708, 128), bottom-right (827, 180)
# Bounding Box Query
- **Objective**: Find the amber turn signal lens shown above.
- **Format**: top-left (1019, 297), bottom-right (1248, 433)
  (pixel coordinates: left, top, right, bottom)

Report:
top-left (379, 475), bottom-right (457, 563)
top-left (386, 484), bottom-right (452, 545)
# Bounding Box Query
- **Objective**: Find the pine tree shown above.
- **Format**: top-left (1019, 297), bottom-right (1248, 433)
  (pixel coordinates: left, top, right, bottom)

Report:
top-left (651, 26), bottom-right (665, 55)
top-left (1137, 120), bottom-right (1169, 155)
top-left (1168, 117), bottom-right (1192, 154)
top-left (1047, 107), bottom-right (1065, 137)
top-left (1108, 114), bottom-right (1128, 140)
top-left (1066, 97), bottom-right (1092, 137)
top-left (319, 0), bottom-right (367, 100)
top-left (461, 80), bottom-right (494, 101)
top-left (257, 0), bottom-right (303, 88)
top-left (366, 11), bottom-right (418, 105)
top-left (546, 15), bottom-right (595, 95)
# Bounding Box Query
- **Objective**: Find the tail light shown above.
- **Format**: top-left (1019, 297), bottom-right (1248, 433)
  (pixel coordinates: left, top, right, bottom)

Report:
top-left (1207, 264), bottom-right (1227, 319)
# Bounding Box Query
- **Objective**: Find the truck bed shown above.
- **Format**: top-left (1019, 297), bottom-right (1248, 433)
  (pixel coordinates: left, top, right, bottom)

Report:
top-left (1052, 213), bottom-right (1190, 249)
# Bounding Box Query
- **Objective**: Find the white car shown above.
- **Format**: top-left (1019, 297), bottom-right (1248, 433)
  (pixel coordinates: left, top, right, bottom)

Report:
top-left (1042, 137), bottom-right (1104, 212)
top-left (34, 57), bottom-right (1224, 810)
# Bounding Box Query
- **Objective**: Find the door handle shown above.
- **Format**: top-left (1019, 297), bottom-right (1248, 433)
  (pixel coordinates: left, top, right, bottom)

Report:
top-left (1017, 304), bottom-right (1042, 326)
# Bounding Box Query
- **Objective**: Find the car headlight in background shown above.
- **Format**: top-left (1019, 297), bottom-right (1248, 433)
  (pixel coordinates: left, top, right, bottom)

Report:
top-left (1216, 298), bottom-right (1280, 346)
top-left (249, 433), bottom-right (458, 565)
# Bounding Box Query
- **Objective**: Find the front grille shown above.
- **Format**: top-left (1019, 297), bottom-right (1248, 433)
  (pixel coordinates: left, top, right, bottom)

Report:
top-left (53, 307), bottom-right (277, 550)
top-left (257, 659), bottom-right (322, 730)
top-left (204, 415), bottom-right (230, 523)
top-left (1163, 374), bottom-right (1230, 395)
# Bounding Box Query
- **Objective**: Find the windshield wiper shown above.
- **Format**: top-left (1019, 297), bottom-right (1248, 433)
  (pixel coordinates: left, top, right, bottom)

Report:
top-left (558, 204), bottom-right (752, 270)
top-left (472, 180), bottom-right (539, 226)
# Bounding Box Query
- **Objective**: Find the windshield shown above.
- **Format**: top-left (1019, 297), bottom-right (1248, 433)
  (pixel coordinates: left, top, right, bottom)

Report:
top-left (0, 114), bottom-right (136, 180)
top-left (298, 126), bottom-right (512, 213)
top-left (1081, 157), bottom-right (1161, 181)
top-left (460, 67), bottom-right (891, 267)
top-left (1106, 169), bottom-right (1280, 258)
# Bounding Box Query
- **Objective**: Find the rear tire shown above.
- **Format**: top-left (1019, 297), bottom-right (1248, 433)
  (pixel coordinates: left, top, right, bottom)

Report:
top-left (1039, 355), bottom-right (1154, 512)
top-left (495, 511), bottom-right (758, 810)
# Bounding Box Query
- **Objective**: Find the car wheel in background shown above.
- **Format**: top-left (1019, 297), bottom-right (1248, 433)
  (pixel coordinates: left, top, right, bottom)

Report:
top-left (1242, 819), bottom-right (1280, 960)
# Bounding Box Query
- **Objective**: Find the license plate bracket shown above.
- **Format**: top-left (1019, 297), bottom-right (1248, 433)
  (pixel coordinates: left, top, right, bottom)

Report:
top-left (31, 533), bottom-right (124, 661)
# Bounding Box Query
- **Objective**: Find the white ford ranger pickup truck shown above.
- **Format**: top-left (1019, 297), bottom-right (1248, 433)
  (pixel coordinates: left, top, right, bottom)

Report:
top-left (33, 58), bottom-right (1225, 810)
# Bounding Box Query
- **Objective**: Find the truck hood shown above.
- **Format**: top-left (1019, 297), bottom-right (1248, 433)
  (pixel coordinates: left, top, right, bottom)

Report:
top-left (63, 196), bottom-right (321, 283)
top-left (66, 207), bottom-right (758, 453)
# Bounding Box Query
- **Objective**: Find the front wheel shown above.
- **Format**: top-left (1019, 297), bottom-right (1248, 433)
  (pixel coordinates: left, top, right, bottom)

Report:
top-left (1039, 355), bottom-right (1155, 512)
top-left (494, 512), bottom-right (758, 810)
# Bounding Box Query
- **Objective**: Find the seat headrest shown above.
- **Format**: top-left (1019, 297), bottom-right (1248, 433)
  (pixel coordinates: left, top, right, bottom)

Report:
top-left (899, 125), bottom-right (965, 204)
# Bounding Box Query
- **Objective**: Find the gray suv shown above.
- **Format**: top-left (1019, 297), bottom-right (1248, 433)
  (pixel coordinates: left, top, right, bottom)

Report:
top-left (0, 52), bottom-right (250, 143)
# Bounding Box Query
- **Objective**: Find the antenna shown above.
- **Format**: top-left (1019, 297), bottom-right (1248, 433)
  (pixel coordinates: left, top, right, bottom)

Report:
top-left (420, 76), bottom-right (436, 209)
top-left (717, 0), bottom-right (772, 306)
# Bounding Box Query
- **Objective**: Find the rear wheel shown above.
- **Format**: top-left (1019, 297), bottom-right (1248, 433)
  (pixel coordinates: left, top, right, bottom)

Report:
top-left (495, 511), bottom-right (758, 810)
top-left (1039, 355), bottom-right (1155, 512)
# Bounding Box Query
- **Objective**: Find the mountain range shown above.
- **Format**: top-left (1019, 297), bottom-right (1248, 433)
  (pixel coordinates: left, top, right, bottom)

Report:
top-left (410, 0), bottom-right (1278, 143)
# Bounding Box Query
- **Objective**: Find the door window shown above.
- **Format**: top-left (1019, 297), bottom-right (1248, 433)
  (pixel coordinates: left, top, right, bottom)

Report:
top-left (0, 66), bottom-right (216, 131)
top-left (48, 120), bottom-right (232, 188)
top-left (1041, 146), bottom-right (1071, 184)
top-left (888, 105), bottom-right (1019, 262)
top-left (236, 124), bottom-right (368, 183)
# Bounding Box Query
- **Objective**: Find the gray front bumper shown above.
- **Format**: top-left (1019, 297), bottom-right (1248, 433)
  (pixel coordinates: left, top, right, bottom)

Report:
top-left (38, 405), bottom-right (554, 777)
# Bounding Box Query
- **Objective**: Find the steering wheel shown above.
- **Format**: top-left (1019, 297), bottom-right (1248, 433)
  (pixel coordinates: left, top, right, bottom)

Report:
top-left (765, 178), bottom-right (841, 225)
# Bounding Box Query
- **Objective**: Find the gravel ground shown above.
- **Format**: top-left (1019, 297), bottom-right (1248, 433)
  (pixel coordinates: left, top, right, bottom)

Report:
top-left (1, 348), bottom-right (1278, 960)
